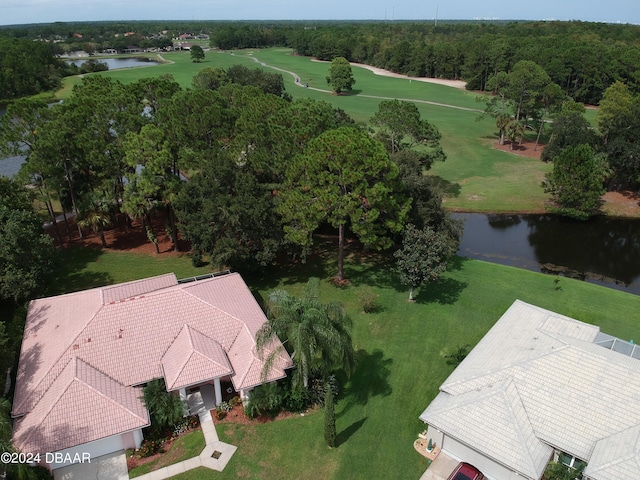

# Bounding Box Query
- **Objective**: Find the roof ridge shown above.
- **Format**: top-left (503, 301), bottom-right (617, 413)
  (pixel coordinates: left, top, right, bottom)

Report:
top-left (442, 344), bottom-right (571, 394)
top-left (74, 360), bottom-right (148, 424)
top-left (500, 380), bottom-right (544, 476)
top-left (13, 297), bottom-right (105, 415)
top-left (164, 325), bottom-right (195, 390)
top-left (17, 357), bottom-right (77, 447)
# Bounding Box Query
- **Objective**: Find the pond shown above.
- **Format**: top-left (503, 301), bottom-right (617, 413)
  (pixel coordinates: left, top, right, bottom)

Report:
top-left (454, 213), bottom-right (640, 295)
top-left (65, 56), bottom-right (159, 70)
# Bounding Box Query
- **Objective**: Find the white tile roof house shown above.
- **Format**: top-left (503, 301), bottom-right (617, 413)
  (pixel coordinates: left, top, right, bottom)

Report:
top-left (11, 272), bottom-right (291, 473)
top-left (419, 300), bottom-right (640, 480)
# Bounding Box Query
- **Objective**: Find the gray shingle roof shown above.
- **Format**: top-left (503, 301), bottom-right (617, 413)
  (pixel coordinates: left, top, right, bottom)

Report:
top-left (420, 300), bottom-right (640, 480)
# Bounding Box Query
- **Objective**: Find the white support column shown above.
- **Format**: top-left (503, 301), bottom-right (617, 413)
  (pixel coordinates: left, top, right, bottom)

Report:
top-left (240, 388), bottom-right (251, 405)
top-left (214, 378), bottom-right (222, 406)
top-left (179, 388), bottom-right (188, 415)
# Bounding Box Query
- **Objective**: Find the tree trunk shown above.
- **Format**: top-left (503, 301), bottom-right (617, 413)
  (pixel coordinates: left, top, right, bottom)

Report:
top-left (63, 160), bottom-right (83, 239)
top-left (99, 228), bottom-right (107, 248)
top-left (409, 285), bottom-right (414, 301)
top-left (337, 223), bottom-right (345, 281)
top-left (167, 206), bottom-right (179, 252)
top-left (44, 194), bottom-right (63, 246)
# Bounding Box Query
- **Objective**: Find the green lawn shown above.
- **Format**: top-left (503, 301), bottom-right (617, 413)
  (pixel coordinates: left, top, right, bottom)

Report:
top-left (57, 48), bottom-right (553, 213)
top-left (50, 247), bottom-right (209, 295)
top-left (53, 244), bottom-right (640, 480)
top-left (129, 429), bottom-right (206, 478)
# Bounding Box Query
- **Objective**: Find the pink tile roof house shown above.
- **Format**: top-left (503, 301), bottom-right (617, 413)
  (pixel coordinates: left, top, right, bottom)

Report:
top-left (12, 272), bottom-right (291, 461)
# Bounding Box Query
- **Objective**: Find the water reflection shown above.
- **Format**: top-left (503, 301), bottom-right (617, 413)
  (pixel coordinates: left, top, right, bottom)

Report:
top-left (455, 213), bottom-right (640, 295)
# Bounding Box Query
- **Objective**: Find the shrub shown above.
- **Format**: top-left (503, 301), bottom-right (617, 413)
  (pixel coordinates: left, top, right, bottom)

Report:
top-left (443, 344), bottom-right (471, 365)
top-left (172, 415), bottom-right (199, 438)
top-left (245, 382), bottom-right (283, 418)
top-left (136, 438), bottom-right (165, 458)
top-left (358, 288), bottom-right (381, 313)
top-left (228, 395), bottom-right (242, 408)
top-left (283, 388), bottom-right (310, 413)
top-left (215, 401), bottom-right (232, 420)
top-left (309, 373), bottom-right (338, 407)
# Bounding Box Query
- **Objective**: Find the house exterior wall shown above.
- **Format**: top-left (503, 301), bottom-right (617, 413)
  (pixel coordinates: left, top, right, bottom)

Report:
top-left (50, 433), bottom-right (125, 470)
top-left (426, 425), bottom-right (444, 451)
top-left (440, 434), bottom-right (544, 480)
top-left (121, 428), bottom-right (144, 450)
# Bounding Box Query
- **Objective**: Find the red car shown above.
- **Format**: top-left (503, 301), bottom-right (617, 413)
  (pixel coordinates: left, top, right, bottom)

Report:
top-left (447, 462), bottom-right (484, 480)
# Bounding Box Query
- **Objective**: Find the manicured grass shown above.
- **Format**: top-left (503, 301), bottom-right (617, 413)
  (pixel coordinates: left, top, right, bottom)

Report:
top-left (50, 247), bottom-right (210, 295)
top-left (129, 429), bottom-right (206, 478)
top-left (53, 245), bottom-right (640, 480)
top-left (56, 48), bottom-right (552, 213)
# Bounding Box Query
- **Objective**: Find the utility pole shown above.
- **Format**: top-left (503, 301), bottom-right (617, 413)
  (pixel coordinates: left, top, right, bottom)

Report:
top-left (435, 4), bottom-right (439, 26)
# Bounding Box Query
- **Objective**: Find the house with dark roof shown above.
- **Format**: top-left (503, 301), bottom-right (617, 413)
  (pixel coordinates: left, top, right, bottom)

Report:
top-left (419, 300), bottom-right (640, 480)
top-left (11, 272), bottom-right (291, 472)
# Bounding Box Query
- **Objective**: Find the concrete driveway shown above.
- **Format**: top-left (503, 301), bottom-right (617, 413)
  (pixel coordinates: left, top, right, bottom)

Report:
top-left (54, 450), bottom-right (128, 480)
top-left (419, 450), bottom-right (459, 480)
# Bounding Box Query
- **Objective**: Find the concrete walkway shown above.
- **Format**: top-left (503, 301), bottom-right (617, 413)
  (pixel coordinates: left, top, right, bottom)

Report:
top-left (419, 450), bottom-right (459, 480)
top-left (134, 388), bottom-right (237, 480)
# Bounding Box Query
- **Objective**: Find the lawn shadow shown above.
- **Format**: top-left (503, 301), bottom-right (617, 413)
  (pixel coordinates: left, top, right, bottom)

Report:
top-left (346, 253), bottom-right (405, 292)
top-left (413, 276), bottom-right (467, 305)
top-left (51, 246), bottom-right (113, 294)
top-left (428, 175), bottom-right (461, 197)
top-left (335, 417), bottom-right (367, 448)
top-left (340, 349), bottom-right (392, 416)
top-left (247, 239), bottom-right (332, 291)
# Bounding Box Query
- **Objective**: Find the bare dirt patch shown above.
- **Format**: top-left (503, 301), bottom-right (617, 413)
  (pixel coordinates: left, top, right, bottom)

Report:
top-left (48, 214), bottom-right (190, 255)
top-left (601, 191), bottom-right (640, 217)
top-left (493, 140), bottom-right (543, 160)
top-left (212, 404), bottom-right (308, 426)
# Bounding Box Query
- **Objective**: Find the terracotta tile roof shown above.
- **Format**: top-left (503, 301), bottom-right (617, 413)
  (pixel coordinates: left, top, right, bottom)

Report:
top-left (12, 272), bottom-right (291, 455)
top-left (162, 325), bottom-right (233, 390)
top-left (101, 273), bottom-right (177, 304)
top-left (13, 357), bottom-right (148, 454)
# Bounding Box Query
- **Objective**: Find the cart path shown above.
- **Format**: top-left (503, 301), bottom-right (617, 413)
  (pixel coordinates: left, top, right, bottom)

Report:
top-left (237, 52), bottom-right (484, 113)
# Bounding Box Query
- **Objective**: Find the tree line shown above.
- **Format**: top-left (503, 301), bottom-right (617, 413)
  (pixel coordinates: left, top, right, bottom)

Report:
top-left (0, 38), bottom-right (73, 101)
top-left (207, 20), bottom-right (640, 105)
top-left (4, 20), bottom-right (640, 105)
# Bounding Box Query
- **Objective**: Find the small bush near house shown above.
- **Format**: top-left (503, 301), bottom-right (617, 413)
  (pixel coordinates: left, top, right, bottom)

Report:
top-left (215, 401), bottom-right (232, 420)
top-left (136, 438), bottom-right (165, 458)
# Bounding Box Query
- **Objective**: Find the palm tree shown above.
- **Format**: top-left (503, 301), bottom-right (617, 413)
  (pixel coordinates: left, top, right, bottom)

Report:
top-left (77, 194), bottom-right (112, 248)
top-left (141, 379), bottom-right (185, 431)
top-left (256, 278), bottom-right (355, 391)
top-left (506, 120), bottom-right (525, 150)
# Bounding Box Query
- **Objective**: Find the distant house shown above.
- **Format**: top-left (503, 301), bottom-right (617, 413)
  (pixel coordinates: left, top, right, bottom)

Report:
top-left (122, 46), bottom-right (142, 54)
top-left (11, 272), bottom-right (291, 472)
top-left (173, 42), bottom-right (193, 51)
top-left (420, 300), bottom-right (640, 480)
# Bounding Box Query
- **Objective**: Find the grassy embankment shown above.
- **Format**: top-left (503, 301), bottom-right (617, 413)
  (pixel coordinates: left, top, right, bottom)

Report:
top-left (58, 48), bottom-right (553, 213)
top-left (53, 244), bottom-right (640, 480)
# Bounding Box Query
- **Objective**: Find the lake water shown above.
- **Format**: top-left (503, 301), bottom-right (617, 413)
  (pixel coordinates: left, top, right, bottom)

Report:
top-left (454, 213), bottom-right (640, 295)
top-left (65, 57), bottom-right (159, 69)
top-left (1, 57), bottom-right (159, 177)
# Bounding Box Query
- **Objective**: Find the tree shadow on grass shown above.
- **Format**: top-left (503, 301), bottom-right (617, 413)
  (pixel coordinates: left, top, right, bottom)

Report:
top-left (50, 246), bottom-right (113, 295)
top-left (339, 349), bottom-right (392, 416)
top-left (345, 252), bottom-right (405, 292)
top-left (413, 277), bottom-right (467, 305)
top-left (428, 175), bottom-right (461, 197)
top-left (335, 417), bottom-right (367, 448)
